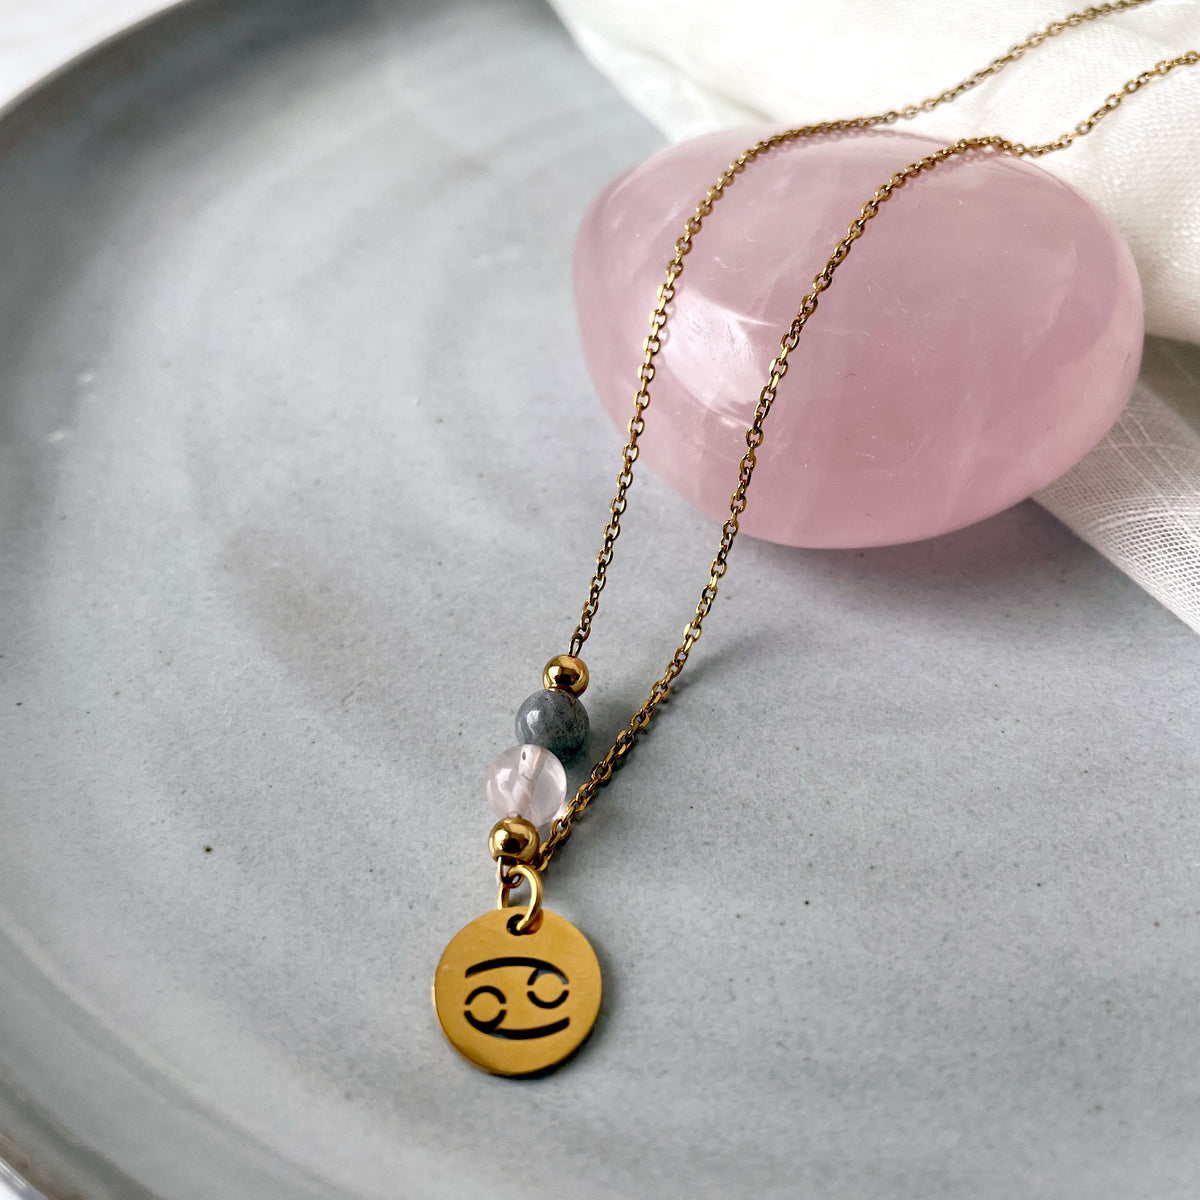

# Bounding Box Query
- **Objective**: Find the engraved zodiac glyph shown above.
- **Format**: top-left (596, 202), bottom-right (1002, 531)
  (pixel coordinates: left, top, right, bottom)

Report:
top-left (462, 956), bottom-right (570, 1039)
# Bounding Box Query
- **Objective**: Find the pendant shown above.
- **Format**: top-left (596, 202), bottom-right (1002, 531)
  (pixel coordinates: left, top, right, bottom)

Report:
top-left (433, 905), bottom-right (602, 1076)
top-left (439, 707), bottom-right (602, 1075)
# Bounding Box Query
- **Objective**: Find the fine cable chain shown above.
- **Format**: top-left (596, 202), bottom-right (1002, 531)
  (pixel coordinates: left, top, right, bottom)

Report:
top-left (564, 0), bottom-right (1156, 664)
top-left (536, 13), bottom-right (1198, 871)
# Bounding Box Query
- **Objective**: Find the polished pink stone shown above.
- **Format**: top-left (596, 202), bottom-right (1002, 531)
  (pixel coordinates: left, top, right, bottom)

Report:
top-left (574, 128), bottom-right (1143, 548)
top-left (485, 744), bottom-right (566, 829)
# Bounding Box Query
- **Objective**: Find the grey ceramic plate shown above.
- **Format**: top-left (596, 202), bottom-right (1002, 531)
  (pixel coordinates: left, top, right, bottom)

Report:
top-left (2, 2), bottom-right (1199, 1197)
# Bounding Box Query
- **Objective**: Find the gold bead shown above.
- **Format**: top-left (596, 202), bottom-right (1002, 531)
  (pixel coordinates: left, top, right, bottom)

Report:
top-left (542, 654), bottom-right (589, 697)
top-left (488, 816), bottom-right (540, 864)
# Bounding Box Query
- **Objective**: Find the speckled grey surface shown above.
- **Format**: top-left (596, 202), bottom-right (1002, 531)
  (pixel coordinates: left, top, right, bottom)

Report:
top-left (515, 687), bottom-right (588, 761)
top-left (1, 1), bottom-right (1199, 1198)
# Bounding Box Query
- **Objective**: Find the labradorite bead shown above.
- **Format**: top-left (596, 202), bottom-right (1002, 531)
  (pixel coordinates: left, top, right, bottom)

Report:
top-left (515, 687), bottom-right (589, 759)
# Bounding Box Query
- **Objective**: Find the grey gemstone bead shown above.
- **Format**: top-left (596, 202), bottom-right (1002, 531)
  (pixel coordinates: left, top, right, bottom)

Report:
top-left (515, 688), bottom-right (589, 760)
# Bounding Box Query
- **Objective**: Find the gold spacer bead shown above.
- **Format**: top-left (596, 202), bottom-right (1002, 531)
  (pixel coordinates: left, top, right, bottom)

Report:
top-left (488, 816), bottom-right (540, 864)
top-left (542, 654), bottom-right (589, 697)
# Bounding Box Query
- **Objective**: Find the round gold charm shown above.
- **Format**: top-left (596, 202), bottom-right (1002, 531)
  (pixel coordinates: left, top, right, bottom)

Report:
top-left (433, 907), bottom-right (602, 1076)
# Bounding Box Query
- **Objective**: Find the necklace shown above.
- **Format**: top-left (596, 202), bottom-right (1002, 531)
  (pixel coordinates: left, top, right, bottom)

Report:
top-left (432, 0), bottom-right (1198, 1077)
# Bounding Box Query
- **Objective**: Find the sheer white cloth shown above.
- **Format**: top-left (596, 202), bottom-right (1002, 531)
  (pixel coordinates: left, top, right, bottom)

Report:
top-left (551, 0), bottom-right (1200, 632)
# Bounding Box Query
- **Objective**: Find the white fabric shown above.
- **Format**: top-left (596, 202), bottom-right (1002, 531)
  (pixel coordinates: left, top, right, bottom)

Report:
top-left (1039, 339), bottom-right (1200, 628)
top-left (0, 0), bottom-right (179, 108)
top-left (551, 0), bottom-right (1200, 632)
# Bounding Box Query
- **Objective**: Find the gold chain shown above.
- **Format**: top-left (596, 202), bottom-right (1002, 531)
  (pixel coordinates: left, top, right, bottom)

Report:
top-left (537, 3), bottom-right (1197, 872)
top-left (562, 0), bottom-right (1157, 663)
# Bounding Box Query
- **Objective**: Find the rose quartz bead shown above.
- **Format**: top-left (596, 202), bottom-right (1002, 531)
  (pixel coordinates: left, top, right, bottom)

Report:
top-left (485, 744), bottom-right (567, 828)
top-left (574, 128), bottom-right (1144, 548)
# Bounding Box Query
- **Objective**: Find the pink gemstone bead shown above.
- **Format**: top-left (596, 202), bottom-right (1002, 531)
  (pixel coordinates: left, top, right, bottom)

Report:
top-left (485, 744), bottom-right (567, 828)
top-left (574, 128), bottom-right (1144, 548)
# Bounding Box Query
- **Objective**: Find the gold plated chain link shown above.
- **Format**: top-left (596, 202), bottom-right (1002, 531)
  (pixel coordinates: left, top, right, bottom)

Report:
top-left (538, 3), bottom-right (1197, 872)
top-left (563, 0), bottom-right (1156, 663)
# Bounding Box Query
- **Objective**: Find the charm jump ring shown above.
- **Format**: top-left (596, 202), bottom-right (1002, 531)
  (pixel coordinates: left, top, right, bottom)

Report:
top-left (496, 861), bottom-right (544, 934)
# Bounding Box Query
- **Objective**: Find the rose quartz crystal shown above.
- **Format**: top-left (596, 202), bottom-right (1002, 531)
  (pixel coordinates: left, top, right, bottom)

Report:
top-left (485, 744), bottom-right (566, 829)
top-left (574, 128), bottom-right (1143, 547)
